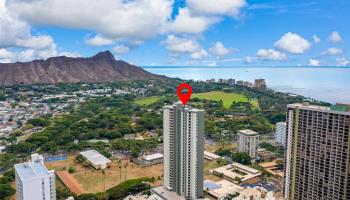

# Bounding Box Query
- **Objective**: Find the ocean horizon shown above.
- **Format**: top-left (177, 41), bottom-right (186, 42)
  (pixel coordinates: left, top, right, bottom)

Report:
top-left (143, 66), bottom-right (350, 104)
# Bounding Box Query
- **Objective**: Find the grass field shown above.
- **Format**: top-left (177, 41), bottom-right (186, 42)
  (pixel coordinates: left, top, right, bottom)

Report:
top-left (192, 91), bottom-right (259, 109)
top-left (134, 96), bottom-right (161, 106)
top-left (46, 155), bottom-right (163, 194)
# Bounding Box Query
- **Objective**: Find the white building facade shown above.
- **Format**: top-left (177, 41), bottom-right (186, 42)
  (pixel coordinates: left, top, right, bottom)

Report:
top-left (163, 102), bottom-right (205, 200)
top-left (237, 129), bottom-right (258, 158)
top-left (15, 154), bottom-right (56, 200)
top-left (275, 122), bottom-right (287, 147)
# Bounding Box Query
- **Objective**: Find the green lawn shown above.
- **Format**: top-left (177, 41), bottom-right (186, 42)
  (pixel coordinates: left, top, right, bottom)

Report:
top-left (134, 96), bottom-right (161, 106)
top-left (192, 91), bottom-right (259, 109)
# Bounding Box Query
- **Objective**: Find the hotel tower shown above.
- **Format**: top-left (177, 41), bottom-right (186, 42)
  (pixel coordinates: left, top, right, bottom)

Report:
top-left (284, 103), bottom-right (350, 200)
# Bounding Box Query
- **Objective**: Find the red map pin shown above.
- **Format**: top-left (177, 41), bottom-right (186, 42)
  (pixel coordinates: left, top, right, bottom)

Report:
top-left (177, 83), bottom-right (192, 106)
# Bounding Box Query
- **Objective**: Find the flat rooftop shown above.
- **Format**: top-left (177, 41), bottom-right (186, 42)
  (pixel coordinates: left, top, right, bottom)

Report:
top-left (142, 153), bottom-right (163, 161)
top-left (288, 103), bottom-right (350, 115)
top-left (80, 150), bottom-right (111, 166)
top-left (15, 161), bottom-right (51, 180)
top-left (212, 162), bottom-right (261, 182)
top-left (238, 129), bottom-right (258, 136)
top-left (204, 151), bottom-right (221, 160)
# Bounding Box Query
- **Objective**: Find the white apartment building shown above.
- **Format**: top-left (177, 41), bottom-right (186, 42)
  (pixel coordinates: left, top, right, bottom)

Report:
top-left (275, 122), bottom-right (286, 147)
top-left (15, 154), bottom-right (56, 200)
top-left (160, 102), bottom-right (205, 200)
top-left (237, 129), bottom-right (258, 158)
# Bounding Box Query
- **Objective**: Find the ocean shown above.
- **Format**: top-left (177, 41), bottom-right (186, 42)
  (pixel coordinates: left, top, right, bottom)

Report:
top-left (143, 66), bottom-right (350, 104)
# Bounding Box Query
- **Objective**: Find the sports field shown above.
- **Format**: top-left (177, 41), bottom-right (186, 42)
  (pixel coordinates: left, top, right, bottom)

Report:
top-left (192, 91), bottom-right (259, 109)
top-left (134, 96), bottom-right (161, 106)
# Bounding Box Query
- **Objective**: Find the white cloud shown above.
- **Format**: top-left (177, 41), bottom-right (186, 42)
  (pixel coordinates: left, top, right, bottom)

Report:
top-left (336, 58), bottom-right (349, 66)
top-left (113, 45), bottom-right (130, 54)
top-left (0, 0), bottom-right (55, 50)
top-left (0, 48), bottom-right (13, 59)
top-left (165, 35), bottom-right (200, 54)
top-left (274, 32), bottom-right (311, 54)
top-left (329, 31), bottom-right (342, 43)
top-left (313, 35), bottom-right (320, 43)
top-left (15, 35), bottom-right (55, 50)
top-left (59, 51), bottom-right (81, 58)
top-left (209, 42), bottom-right (232, 58)
top-left (187, 0), bottom-right (247, 17)
top-left (322, 47), bottom-right (343, 55)
top-left (171, 8), bottom-right (218, 34)
top-left (85, 34), bottom-right (114, 46)
top-left (257, 49), bottom-right (287, 61)
top-left (244, 56), bottom-right (257, 64)
top-left (190, 49), bottom-right (208, 59)
top-left (308, 58), bottom-right (320, 66)
top-left (8, 0), bottom-right (174, 41)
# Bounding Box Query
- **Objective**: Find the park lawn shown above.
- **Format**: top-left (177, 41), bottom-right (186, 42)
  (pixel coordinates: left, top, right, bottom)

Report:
top-left (72, 160), bottom-right (163, 193)
top-left (134, 96), bottom-right (161, 106)
top-left (192, 91), bottom-right (259, 109)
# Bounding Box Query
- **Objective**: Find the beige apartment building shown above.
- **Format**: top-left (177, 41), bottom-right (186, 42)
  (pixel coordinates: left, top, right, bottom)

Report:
top-left (284, 103), bottom-right (350, 200)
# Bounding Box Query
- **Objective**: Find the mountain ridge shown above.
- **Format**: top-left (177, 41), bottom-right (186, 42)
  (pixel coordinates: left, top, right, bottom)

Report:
top-left (0, 51), bottom-right (164, 85)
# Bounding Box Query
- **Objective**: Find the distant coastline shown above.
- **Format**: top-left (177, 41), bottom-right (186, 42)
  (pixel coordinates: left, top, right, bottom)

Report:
top-left (143, 66), bottom-right (350, 104)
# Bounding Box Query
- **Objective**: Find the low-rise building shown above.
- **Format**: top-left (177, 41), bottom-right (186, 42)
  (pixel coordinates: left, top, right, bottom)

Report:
top-left (80, 150), bottom-right (111, 169)
top-left (211, 162), bottom-right (261, 184)
top-left (204, 151), bottom-right (221, 161)
top-left (204, 179), bottom-right (276, 200)
top-left (258, 161), bottom-right (284, 179)
top-left (257, 148), bottom-right (275, 161)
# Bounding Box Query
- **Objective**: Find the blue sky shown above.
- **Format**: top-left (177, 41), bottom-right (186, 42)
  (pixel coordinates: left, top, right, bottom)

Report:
top-left (0, 0), bottom-right (349, 66)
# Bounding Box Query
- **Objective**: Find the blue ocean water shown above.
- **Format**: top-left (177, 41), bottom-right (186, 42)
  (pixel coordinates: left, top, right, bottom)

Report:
top-left (143, 66), bottom-right (350, 104)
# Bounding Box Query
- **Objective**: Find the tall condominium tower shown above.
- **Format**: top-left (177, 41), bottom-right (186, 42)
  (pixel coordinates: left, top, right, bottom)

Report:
top-left (275, 122), bottom-right (287, 147)
top-left (162, 102), bottom-right (205, 200)
top-left (284, 103), bottom-right (350, 200)
top-left (237, 129), bottom-right (258, 158)
top-left (15, 154), bottom-right (56, 200)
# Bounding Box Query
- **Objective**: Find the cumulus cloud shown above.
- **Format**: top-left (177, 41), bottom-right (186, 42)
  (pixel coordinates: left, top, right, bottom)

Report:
top-left (171, 8), bottom-right (218, 34)
top-left (313, 35), bottom-right (320, 43)
top-left (308, 58), bottom-right (320, 66)
top-left (187, 0), bottom-right (247, 17)
top-left (0, 48), bottom-right (14, 63)
top-left (190, 49), bottom-right (208, 59)
top-left (0, 0), bottom-right (56, 50)
top-left (257, 49), bottom-right (287, 61)
top-left (85, 34), bottom-right (114, 46)
top-left (113, 45), bottom-right (130, 54)
top-left (329, 31), bottom-right (342, 43)
top-left (165, 35), bottom-right (200, 54)
top-left (336, 58), bottom-right (349, 66)
top-left (209, 42), bottom-right (232, 58)
top-left (322, 47), bottom-right (343, 55)
top-left (8, 0), bottom-right (174, 41)
top-left (274, 32), bottom-right (311, 54)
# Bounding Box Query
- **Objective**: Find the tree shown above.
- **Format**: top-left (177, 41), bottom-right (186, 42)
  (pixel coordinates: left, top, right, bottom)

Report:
top-left (232, 152), bottom-right (251, 165)
top-left (0, 184), bottom-right (16, 199)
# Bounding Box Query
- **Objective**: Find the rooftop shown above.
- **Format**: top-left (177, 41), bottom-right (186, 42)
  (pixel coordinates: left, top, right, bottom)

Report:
top-left (142, 153), bottom-right (163, 161)
top-left (15, 160), bottom-right (51, 180)
top-left (80, 150), bottom-right (111, 166)
top-left (212, 162), bottom-right (261, 182)
top-left (288, 103), bottom-right (350, 115)
top-left (238, 129), bottom-right (258, 136)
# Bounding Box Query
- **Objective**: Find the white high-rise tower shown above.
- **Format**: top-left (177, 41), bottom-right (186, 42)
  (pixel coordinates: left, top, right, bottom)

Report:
top-left (15, 154), bottom-right (56, 200)
top-left (162, 102), bottom-right (205, 200)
